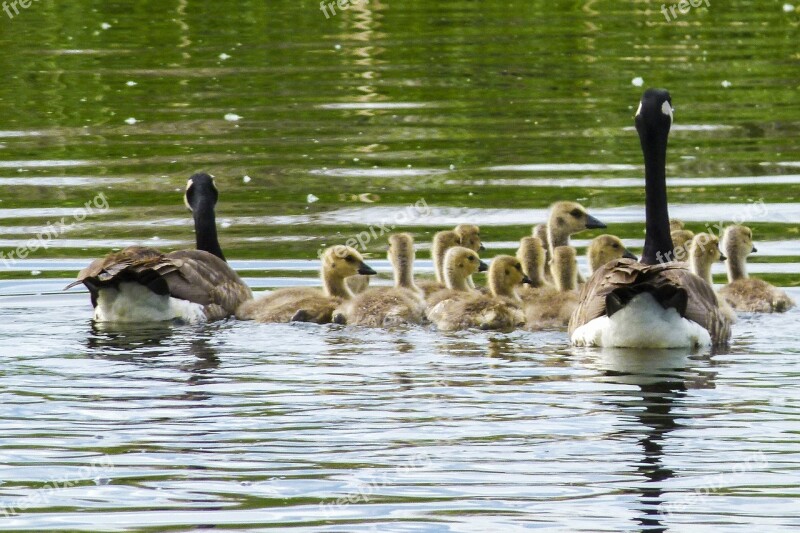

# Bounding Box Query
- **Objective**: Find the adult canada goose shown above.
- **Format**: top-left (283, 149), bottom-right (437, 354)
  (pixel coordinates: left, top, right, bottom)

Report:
top-left (688, 233), bottom-right (737, 322)
top-left (425, 246), bottom-right (488, 310)
top-left (418, 230), bottom-right (461, 297)
top-left (587, 235), bottom-right (637, 275)
top-left (428, 255), bottom-right (528, 332)
top-left (569, 89), bottom-right (732, 348)
top-left (718, 225), bottom-right (796, 313)
top-left (66, 173), bottom-right (252, 323)
top-left (670, 229), bottom-right (695, 261)
top-left (522, 246), bottom-right (581, 330)
top-left (333, 233), bottom-right (425, 327)
top-left (237, 246), bottom-right (376, 324)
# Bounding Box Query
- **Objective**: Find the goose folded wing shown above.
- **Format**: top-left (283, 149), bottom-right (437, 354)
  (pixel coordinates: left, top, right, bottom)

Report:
top-left (569, 258), bottom-right (730, 342)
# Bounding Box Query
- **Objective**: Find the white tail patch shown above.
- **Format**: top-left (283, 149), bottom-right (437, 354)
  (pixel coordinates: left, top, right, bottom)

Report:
top-left (94, 282), bottom-right (206, 324)
top-left (571, 292), bottom-right (710, 348)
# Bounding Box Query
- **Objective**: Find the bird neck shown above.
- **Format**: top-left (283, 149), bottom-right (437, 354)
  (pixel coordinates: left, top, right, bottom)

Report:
top-left (522, 254), bottom-right (546, 287)
top-left (554, 263), bottom-right (576, 292)
top-left (444, 267), bottom-right (470, 291)
top-left (393, 254), bottom-right (417, 291)
top-left (547, 224), bottom-right (570, 252)
top-left (489, 272), bottom-right (518, 301)
top-left (192, 198), bottom-right (225, 261)
top-left (432, 241), bottom-right (448, 283)
top-left (727, 253), bottom-right (749, 282)
top-left (322, 269), bottom-right (353, 299)
top-left (691, 255), bottom-right (714, 286)
top-left (640, 130), bottom-right (674, 265)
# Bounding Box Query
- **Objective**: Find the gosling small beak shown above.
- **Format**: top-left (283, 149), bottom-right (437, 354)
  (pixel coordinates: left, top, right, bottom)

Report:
top-left (622, 249), bottom-right (638, 261)
top-left (585, 214), bottom-right (606, 230)
top-left (478, 260), bottom-right (489, 272)
top-left (479, 243), bottom-right (486, 251)
top-left (719, 253), bottom-right (727, 262)
top-left (358, 263), bottom-right (377, 276)
top-left (522, 275), bottom-right (533, 285)
top-left (751, 246), bottom-right (757, 253)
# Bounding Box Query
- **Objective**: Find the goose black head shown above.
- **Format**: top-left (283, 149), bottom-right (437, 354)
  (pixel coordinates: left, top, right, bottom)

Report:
top-left (184, 173), bottom-right (219, 212)
top-left (635, 88), bottom-right (673, 140)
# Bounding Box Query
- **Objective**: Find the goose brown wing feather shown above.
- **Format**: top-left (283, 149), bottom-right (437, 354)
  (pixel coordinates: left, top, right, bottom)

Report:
top-left (569, 258), bottom-right (731, 345)
top-left (65, 247), bottom-right (251, 318)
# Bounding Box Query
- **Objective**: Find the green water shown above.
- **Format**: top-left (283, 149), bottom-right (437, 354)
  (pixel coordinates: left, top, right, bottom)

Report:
top-left (1, 1), bottom-right (799, 531)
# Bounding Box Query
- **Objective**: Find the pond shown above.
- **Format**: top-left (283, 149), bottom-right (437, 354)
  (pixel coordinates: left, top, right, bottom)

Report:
top-left (0, 1), bottom-right (798, 531)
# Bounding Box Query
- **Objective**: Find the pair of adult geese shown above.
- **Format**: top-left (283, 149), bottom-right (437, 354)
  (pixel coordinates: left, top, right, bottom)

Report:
top-left (67, 89), bottom-right (794, 349)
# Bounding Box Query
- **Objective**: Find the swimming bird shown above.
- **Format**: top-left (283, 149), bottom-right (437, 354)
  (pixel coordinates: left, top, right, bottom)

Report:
top-left (688, 233), bottom-right (726, 286)
top-left (569, 89), bottom-right (731, 348)
top-left (427, 255), bottom-right (528, 332)
top-left (454, 224), bottom-right (485, 289)
top-left (542, 201), bottom-right (606, 283)
top-left (587, 235), bottom-right (637, 275)
top-left (237, 246), bottom-right (376, 324)
top-left (418, 230), bottom-right (462, 297)
top-left (670, 229), bottom-right (695, 262)
top-left (688, 233), bottom-right (737, 322)
top-left (333, 233), bottom-right (425, 327)
top-left (66, 173), bottom-right (252, 323)
top-left (517, 236), bottom-right (549, 289)
top-left (522, 246), bottom-right (581, 330)
top-left (454, 224), bottom-right (485, 252)
top-left (425, 246), bottom-right (488, 310)
top-left (718, 225), bottom-right (795, 313)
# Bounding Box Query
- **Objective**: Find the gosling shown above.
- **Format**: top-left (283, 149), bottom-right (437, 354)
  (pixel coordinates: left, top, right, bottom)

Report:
top-left (718, 225), bottom-right (795, 313)
top-left (586, 234), bottom-right (637, 275)
top-left (522, 246), bottom-right (581, 330)
top-left (427, 255), bottom-right (529, 332)
top-left (334, 233), bottom-right (425, 327)
top-left (237, 246), bottom-right (376, 324)
top-left (688, 233), bottom-right (737, 322)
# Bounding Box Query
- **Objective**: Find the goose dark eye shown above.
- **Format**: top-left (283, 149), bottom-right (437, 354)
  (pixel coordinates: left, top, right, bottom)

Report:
top-left (467, 256), bottom-right (474, 261)
top-left (570, 208), bottom-right (582, 218)
top-left (613, 243), bottom-right (620, 249)
top-left (344, 256), bottom-right (356, 263)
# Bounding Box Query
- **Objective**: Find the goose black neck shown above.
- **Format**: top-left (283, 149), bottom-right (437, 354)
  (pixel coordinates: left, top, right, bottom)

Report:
top-left (192, 197), bottom-right (225, 261)
top-left (640, 129), bottom-right (674, 265)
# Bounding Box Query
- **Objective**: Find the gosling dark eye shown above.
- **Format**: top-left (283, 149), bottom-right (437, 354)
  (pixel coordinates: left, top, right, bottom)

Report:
top-left (570, 208), bottom-right (582, 218)
top-left (467, 256), bottom-right (474, 261)
top-left (344, 256), bottom-right (356, 263)
top-left (613, 243), bottom-right (620, 249)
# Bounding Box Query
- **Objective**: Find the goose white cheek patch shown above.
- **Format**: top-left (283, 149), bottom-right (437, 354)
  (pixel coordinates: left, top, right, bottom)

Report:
top-left (635, 102), bottom-right (642, 117)
top-left (661, 100), bottom-right (673, 124)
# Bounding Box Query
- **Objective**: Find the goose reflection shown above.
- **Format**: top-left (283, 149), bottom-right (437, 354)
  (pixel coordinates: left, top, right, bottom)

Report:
top-left (583, 347), bottom-right (718, 532)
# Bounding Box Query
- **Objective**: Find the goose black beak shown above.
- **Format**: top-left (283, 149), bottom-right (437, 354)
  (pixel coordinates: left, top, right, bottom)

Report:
top-left (719, 253), bottom-right (727, 262)
top-left (478, 260), bottom-right (489, 272)
top-left (751, 246), bottom-right (757, 253)
top-left (622, 249), bottom-right (638, 261)
top-left (479, 243), bottom-right (486, 251)
top-left (522, 275), bottom-right (533, 285)
top-left (358, 263), bottom-right (377, 276)
top-left (585, 214), bottom-right (606, 230)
